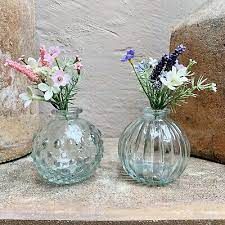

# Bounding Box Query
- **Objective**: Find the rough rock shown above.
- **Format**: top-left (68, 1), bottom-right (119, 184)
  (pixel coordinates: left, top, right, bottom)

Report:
top-left (170, 0), bottom-right (225, 163)
top-left (0, 0), bottom-right (39, 163)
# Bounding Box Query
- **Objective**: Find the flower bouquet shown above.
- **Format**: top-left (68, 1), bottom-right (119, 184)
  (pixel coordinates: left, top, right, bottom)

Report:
top-left (5, 46), bottom-right (83, 110)
top-left (120, 45), bottom-right (216, 110)
top-left (118, 45), bottom-right (217, 186)
top-left (5, 46), bottom-right (103, 185)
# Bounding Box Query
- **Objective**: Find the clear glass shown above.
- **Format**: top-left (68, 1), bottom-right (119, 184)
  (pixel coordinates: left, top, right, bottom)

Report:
top-left (32, 107), bottom-right (104, 185)
top-left (118, 107), bottom-right (190, 186)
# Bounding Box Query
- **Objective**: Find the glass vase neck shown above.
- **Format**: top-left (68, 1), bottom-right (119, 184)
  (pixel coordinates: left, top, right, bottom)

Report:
top-left (52, 107), bottom-right (83, 119)
top-left (143, 107), bottom-right (170, 119)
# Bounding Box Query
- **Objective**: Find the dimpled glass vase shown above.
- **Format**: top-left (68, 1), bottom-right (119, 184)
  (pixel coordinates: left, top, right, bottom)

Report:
top-left (32, 107), bottom-right (104, 185)
top-left (118, 107), bottom-right (190, 186)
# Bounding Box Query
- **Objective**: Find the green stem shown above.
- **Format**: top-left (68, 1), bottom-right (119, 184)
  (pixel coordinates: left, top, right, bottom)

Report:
top-left (21, 59), bottom-right (28, 65)
top-left (50, 101), bottom-right (60, 110)
top-left (55, 58), bottom-right (61, 70)
top-left (63, 65), bottom-right (67, 71)
top-left (32, 95), bottom-right (45, 101)
top-left (63, 58), bottom-right (79, 71)
top-left (129, 60), bottom-right (150, 99)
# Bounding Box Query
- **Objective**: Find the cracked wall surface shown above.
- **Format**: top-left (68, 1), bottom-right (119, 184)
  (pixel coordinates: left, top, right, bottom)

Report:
top-left (36, 0), bottom-right (207, 137)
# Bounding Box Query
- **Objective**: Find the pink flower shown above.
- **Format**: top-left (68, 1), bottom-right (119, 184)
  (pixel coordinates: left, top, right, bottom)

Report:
top-left (44, 46), bottom-right (61, 66)
top-left (52, 70), bottom-right (71, 87)
top-left (4, 59), bottom-right (39, 82)
top-left (44, 54), bottom-right (54, 65)
top-left (39, 45), bottom-right (49, 67)
top-left (74, 62), bottom-right (83, 70)
top-left (39, 45), bottom-right (61, 66)
top-left (74, 62), bottom-right (83, 75)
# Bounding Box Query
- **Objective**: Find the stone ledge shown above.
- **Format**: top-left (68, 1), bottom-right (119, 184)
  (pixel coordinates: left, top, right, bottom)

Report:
top-left (0, 138), bottom-right (225, 224)
top-left (0, 221), bottom-right (224, 225)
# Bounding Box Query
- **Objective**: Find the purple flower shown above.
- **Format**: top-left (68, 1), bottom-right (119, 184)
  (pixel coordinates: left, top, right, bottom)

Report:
top-left (165, 44), bottom-right (186, 71)
top-left (150, 44), bottom-right (187, 84)
top-left (44, 46), bottom-right (61, 65)
top-left (44, 54), bottom-right (54, 65)
top-left (176, 44), bottom-right (186, 54)
top-left (49, 46), bottom-right (61, 58)
top-left (150, 54), bottom-right (169, 81)
top-left (120, 49), bottom-right (135, 62)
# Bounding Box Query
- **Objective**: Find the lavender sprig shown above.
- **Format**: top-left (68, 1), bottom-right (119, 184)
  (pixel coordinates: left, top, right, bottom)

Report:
top-left (150, 44), bottom-right (186, 85)
top-left (165, 44), bottom-right (186, 71)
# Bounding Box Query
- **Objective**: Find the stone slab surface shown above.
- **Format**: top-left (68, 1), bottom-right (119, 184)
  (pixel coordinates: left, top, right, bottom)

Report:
top-left (0, 221), bottom-right (224, 225)
top-left (0, 138), bottom-right (225, 224)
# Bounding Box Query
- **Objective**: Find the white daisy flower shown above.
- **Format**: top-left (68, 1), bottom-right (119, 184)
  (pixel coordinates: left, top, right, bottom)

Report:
top-left (160, 66), bottom-right (189, 90)
top-left (211, 83), bottom-right (217, 92)
top-left (149, 58), bottom-right (158, 68)
top-left (38, 83), bottom-right (60, 101)
top-left (19, 87), bottom-right (43, 108)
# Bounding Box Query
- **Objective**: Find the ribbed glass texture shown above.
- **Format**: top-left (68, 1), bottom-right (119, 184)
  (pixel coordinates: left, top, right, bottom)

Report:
top-left (32, 107), bottom-right (104, 185)
top-left (118, 107), bottom-right (190, 186)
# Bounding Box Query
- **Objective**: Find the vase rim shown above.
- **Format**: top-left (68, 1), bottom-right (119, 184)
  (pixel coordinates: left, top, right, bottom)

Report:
top-left (144, 107), bottom-right (170, 114)
top-left (51, 107), bottom-right (83, 116)
top-left (143, 107), bottom-right (170, 119)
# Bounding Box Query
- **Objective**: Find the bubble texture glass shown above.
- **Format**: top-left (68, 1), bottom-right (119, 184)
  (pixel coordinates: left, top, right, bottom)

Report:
top-left (118, 108), bottom-right (190, 186)
top-left (32, 108), bottom-right (104, 185)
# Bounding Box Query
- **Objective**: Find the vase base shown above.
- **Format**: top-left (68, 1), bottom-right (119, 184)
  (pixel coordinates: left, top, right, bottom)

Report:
top-left (128, 175), bottom-right (175, 187)
top-left (122, 161), bottom-right (179, 186)
top-left (38, 172), bottom-right (95, 185)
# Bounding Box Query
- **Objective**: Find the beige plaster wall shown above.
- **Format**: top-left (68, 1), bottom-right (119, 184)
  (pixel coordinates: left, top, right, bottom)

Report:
top-left (36, 0), bottom-right (208, 137)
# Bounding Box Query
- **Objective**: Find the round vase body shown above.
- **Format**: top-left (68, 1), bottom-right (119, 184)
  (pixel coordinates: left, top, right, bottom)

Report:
top-left (32, 108), bottom-right (104, 185)
top-left (118, 108), bottom-right (190, 186)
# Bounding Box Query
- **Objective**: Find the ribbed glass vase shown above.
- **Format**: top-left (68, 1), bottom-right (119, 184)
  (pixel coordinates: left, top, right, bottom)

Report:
top-left (118, 107), bottom-right (190, 186)
top-left (32, 107), bottom-right (104, 185)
